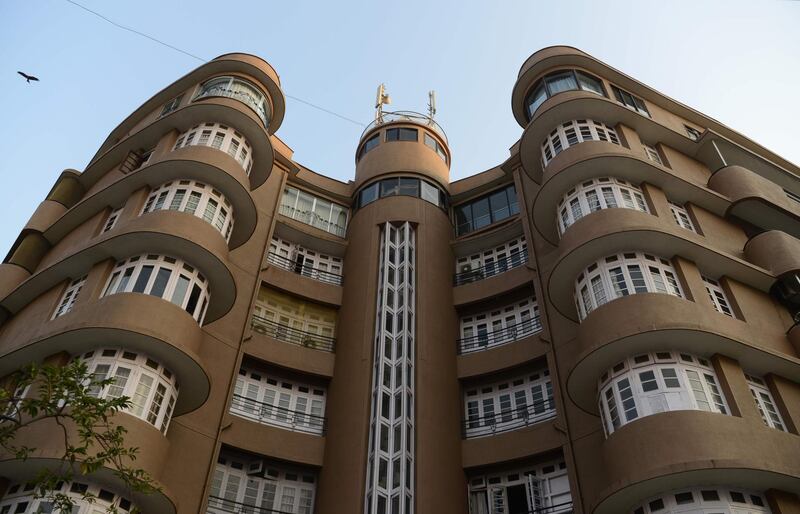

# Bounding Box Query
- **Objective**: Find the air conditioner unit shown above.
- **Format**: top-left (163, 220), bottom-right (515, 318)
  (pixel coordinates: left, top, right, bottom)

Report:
top-left (247, 460), bottom-right (265, 476)
top-left (460, 264), bottom-right (473, 274)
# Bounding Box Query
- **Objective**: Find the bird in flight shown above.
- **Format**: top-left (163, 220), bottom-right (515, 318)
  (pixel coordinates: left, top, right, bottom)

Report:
top-left (17, 71), bottom-right (39, 83)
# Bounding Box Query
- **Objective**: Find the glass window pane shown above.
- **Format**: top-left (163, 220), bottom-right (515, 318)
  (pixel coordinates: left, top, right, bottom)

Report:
top-left (455, 204), bottom-right (472, 236)
top-left (545, 71), bottom-right (578, 95)
top-left (360, 183), bottom-right (379, 207)
top-left (132, 265), bottom-right (153, 293)
top-left (398, 178), bottom-right (419, 197)
top-left (170, 275), bottom-right (191, 306)
top-left (380, 178), bottom-right (400, 198)
top-left (489, 190), bottom-right (510, 222)
top-left (526, 83), bottom-right (547, 118)
top-left (420, 181), bottom-right (439, 205)
top-left (149, 267), bottom-right (172, 298)
top-left (471, 198), bottom-right (491, 230)
top-left (399, 128), bottom-right (418, 141)
top-left (577, 71), bottom-right (604, 95)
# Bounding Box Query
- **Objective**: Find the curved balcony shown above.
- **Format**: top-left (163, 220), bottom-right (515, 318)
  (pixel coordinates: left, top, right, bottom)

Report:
top-left (0, 412), bottom-right (177, 513)
top-left (745, 230), bottom-right (800, 277)
top-left (548, 207), bottom-right (773, 320)
top-left (457, 316), bottom-right (542, 355)
top-left (82, 95), bottom-right (275, 191)
top-left (251, 314), bottom-right (335, 353)
top-left (266, 251), bottom-right (343, 286)
top-left (230, 393), bottom-right (326, 435)
top-left (220, 417), bottom-right (325, 468)
top-left (45, 145), bottom-right (257, 250)
top-left (23, 200), bottom-right (68, 233)
top-left (454, 248), bottom-right (528, 286)
top-left (518, 90), bottom-right (703, 184)
top-left (461, 417), bottom-right (563, 469)
top-left (566, 293), bottom-right (800, 415)
top-left (709, 165), bottom-right (800, 238)
top-left (531, 143), bottom-right (728, 244)
top-left (454, 264), bottom-right (535, 309)
top-left (463, 397), bottom-right (555, 439)
top-left (1, 209), bottom-right (236, 325)
top-left (193, 76), bottom-right (271, 128)
top-left (590, 410), bottom-right (800, 514)
top-left (0, 292), bottom-right (208, 416)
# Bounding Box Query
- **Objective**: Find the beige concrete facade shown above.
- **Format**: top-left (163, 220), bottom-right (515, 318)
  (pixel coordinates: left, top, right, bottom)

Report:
top-left (0, 46), bottom-right (799, 514)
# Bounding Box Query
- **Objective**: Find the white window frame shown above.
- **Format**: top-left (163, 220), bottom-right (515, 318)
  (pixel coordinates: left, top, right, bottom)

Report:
top-left (102, 254), bottom-right (210, 323)
top-left (253, 292), bottom-right (337, 342)
top-left (455, 236), bottom-right (528, 282)
top-left (746, 374), bottom-right (786, 431)
top-left (632, 486), bottom-right (770, 514)
top-left (279, 186), bottom-right (349, 238)
top-left (365, 222), bottom-right (415, 514)
top-left (80, 347), bottom-right (178, 434)
top-left (268, 236), bottom-right (344, 285)
top-left (173, 122), bottom-right (254, 175)
top-left (52, 275), bottom-right (87, 319)
top-left (102, 207), bottom-right (124, 234)
top-left (159, 94), bottom-right (184, 117)
top-left (598, 351), bottom-right (728, 436)
top-left (459, 297), bottom-right (541, 353)
top-left (702, 276), bottom-right (734, 317)
top-left (541, 119), bottom-right (621, 167)
top-left (669, 202), bottom-right (696, 232)
top-left (642, 143), bottom-right (663, 165)
top-left (209, 454), bottom-right (316, 514)
top-left (468, 458), bottom-right (572, 514)
top-left (464, 366), bottom-right (554, 438)
top-left (232, 366), bottom-right (327, 435)
top-left (141, 180), bottom-right (235, 242)
top-left (575, 252), bottom-right (683, 320)
top-left (194, 76), bottom-right (271, 127)
top-left (557, 177), bottom-right (649, 235)
top-left (0, 480), bottom-right (135, 514)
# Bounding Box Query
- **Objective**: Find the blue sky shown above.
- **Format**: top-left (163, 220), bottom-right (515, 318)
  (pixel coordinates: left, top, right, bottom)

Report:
top-left (1, 0), bottom-right (799, 255)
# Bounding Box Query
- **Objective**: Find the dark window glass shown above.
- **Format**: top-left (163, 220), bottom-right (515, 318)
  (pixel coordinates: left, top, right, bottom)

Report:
top-left (730, 492), bottom-right (746, 504)
top-left (545, 71), bottom-right (578, 95)
top-left (454, 205), bottom-right (472, 236)
top-left (648, 498), bottom-right (665, 511)
top-left (701, 490), bottom-right (720, 502)
top-left (674, 492), bottom-right (694, 505)
top-left (149, 267), bottom-right (172, 298)
top-left (398, 178), bottom-right (419, 197)
top-left (132, 265), bottom-right (154, 293)
top-left (526, 83), bottom-right (547, 119)
top-left (471, 197), bottom-right (491, 230)
top-left (380, 178), bottom-right (400, 197)
top-left (577, 71), bottom-right (605, 95)
top-left (507, 185), bottom-right (519, 215)
top-left (685, 125), bottom-right (702, 141)
top-left (399, 128), bottom-right (418, 141)
top-left (359, 134), bottom-right (379, 159)
top-left (386, 128), bottom-right (400, 141)
top-left (424, 133), bottom-right (436, 150)
top-left (612, 85), bottom-right (650, 117)
top-left (185, 284), bottom-right (202, 315)
top-left (489, 189), bottom-right (511, 220)
top-left (360, 183), bottom-right (379, 207)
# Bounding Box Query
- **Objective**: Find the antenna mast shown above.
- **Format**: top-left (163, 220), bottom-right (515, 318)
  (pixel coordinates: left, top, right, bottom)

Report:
top-left (375, 83), bottom-right (391, 123)
top-left (427, 90), bottom-right (437, 122)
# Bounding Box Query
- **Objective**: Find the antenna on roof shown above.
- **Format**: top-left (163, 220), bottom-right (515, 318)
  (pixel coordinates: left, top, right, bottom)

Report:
top-left (427, 90), bottom-right (437, 121)
top-left (375, 83), bottom-right (391, 123)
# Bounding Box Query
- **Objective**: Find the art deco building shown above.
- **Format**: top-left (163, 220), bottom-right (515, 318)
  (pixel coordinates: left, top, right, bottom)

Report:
top-left (0, 46), bottom-right (798, 514)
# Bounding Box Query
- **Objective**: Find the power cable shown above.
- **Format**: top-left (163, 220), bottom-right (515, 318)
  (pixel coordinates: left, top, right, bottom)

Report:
top-left (64, 0), bottom-right (366, 127)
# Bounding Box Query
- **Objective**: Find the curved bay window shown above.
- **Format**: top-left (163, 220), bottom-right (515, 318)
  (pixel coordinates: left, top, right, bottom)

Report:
top-left (524, 69), bottom-right (606, 120)
top-left (541, 119), bottom-right (621, 167)
top-left (103, 254), bottom-right (210, 323)
top-left (575, 252), bottom-right (682, 321)
top-left (599, 351), bottom-right (728, 436)
top-left (354, 176), bottom-right (448, 211)
top-left (557, 177), bottom-right (649, 235)
top-left (80, 347), bottom-right (178, 434)
top-left (0, 481), bottom-right (135, 513)
top-left (142, 180), bottom-right (235, 241)
top-left (632, 487), bottom-right (770, 514)
top-left (193, 75), bottom-right (271, 127)
top-left (173, 122), bottom-right (254, 175)
top-left (279, 186), bottom-right (348, 238)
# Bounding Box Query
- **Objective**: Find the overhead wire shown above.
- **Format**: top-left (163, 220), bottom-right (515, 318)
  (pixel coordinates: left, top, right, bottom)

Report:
top-left (63, 0), bottom-right (366, 127)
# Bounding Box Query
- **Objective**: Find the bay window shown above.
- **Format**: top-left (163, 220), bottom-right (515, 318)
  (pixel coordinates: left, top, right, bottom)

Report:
top-left (194, 76), bottom-right (271, 127)
top-left (142, 180), bottom-right (235, 241)
top-left (541, 119), bottom-right (621, 167)
top-left (524, 69), bottom-right (606, 120)
top-left (173, 122), bottom-right (254, 175)
top-left (557, 177), bottom-right (649, 235)
top-left (599, 351), bottom-right (728, 436)
top-left (103, 254), bottom-right (210, 323)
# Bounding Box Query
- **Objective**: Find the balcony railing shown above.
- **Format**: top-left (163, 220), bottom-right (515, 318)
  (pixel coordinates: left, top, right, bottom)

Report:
top-left (454, 249), bottom-right (529, 286)
top-left (528, 502), bottom-right (574, 514)
top-left (251, 314), bottom-right (336, 353)
top-left (463, 398), bottom-right (555, 438)
top-left (230, 393), bottom-right (326, 435)
top-left (279, 204), bottom-right (347, 238)
top-left (457, 316), bottom-right (542, 355)
top-left (266, 252), bottom-right (343, 286)
top-left (207, 496), bottom-right (298, 514)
